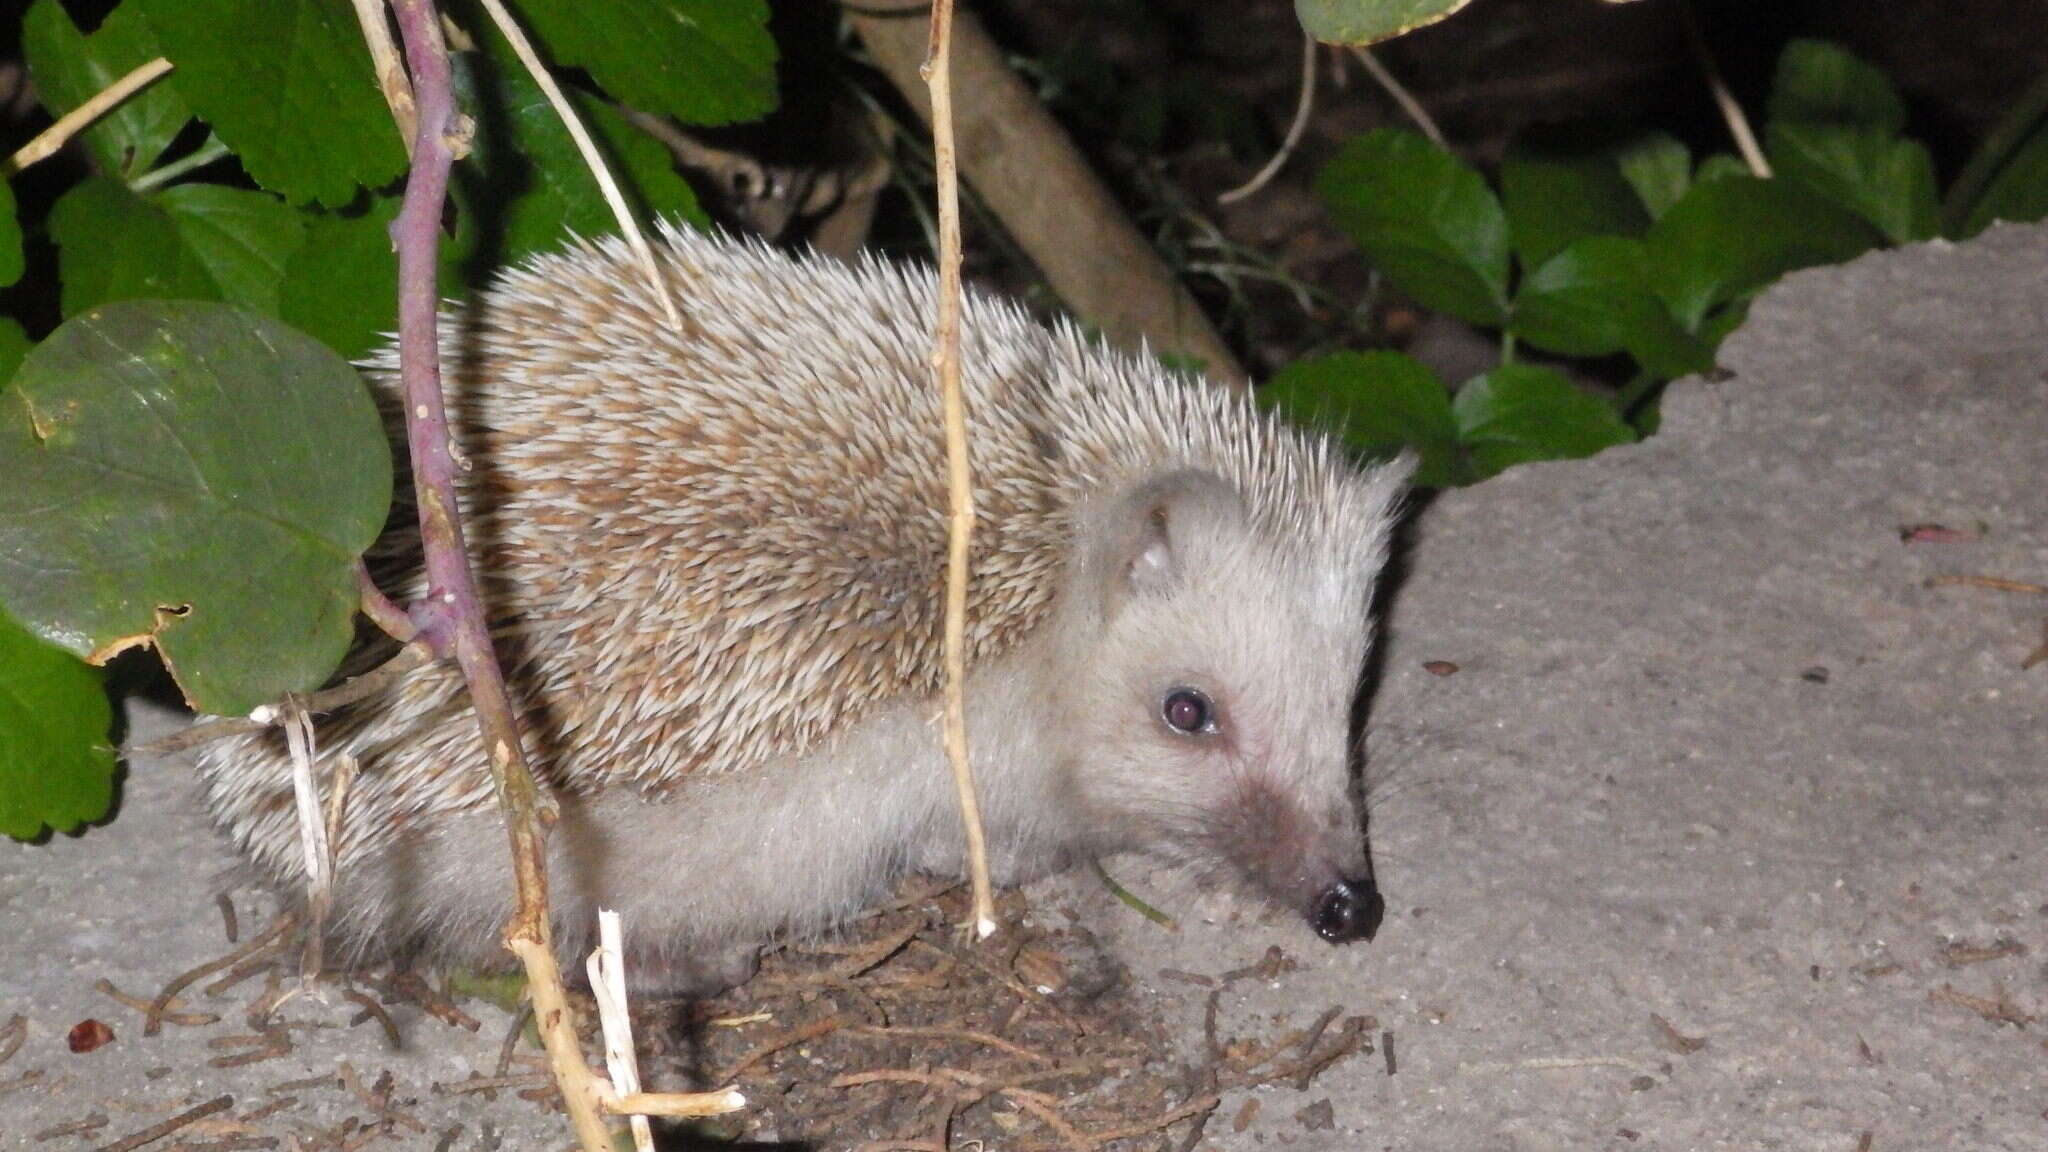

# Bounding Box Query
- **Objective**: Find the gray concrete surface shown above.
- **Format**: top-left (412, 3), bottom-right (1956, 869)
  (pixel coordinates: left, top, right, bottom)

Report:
top-left (5, 222), bottom-right (2046, 1150)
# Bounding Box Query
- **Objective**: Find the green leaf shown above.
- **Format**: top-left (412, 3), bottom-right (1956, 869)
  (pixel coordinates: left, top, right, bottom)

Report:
top-left (1646, 175), bottom-right (1882, 331)
top-left (136, 0), bottom-right (406, 206)
top-left (509, 0), bottom-right (777, 126)
top-left (1451, 364), bottom-right (1635, 479)
top-left (0, 320), bottom-right (29, 386)
top-left (1614, 133), bottom-right (1690, 220)
top-left (1500, 146), bottom-right (1649, 266)
top-left (0, 301), bottom-right (393, 716)
top-left (1768, 39), bottom-right (1905, 133)
top-left (154, 184), bottom-right (308, 313)
top-left (22, 0), bottom-right (192, 181)
top-left (1767, 122), bottom-right (1938, 244)
top-left (51, 178), bottom-right (305, 317)
top-left (1262, 351), bottom-right (1467, 488)
top-left (1293, 0), bottom-right (1475, 45)
top-left (1946, 73), bottom-right (2048, 239)
top-left (1318, 128), bottom-right (1510, 326)
top-left (279, 194), bottom-right (479, 361)
top-left (52, 177), bottom-right (218, 315)
top-left (1511, 236), bottom-right (1714, 378)
top-left (455, 46), bottom-right (705, 264)
top-left (0, 612), bottom-right (115, 840)
top-left (0, 181), bottom-right (20, 289)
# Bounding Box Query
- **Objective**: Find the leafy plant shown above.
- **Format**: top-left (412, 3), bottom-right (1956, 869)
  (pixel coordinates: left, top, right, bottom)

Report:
top-left (0, 0), bottom-right (777, 839)
top-left (1272, 38), bottom-right (2048, 486)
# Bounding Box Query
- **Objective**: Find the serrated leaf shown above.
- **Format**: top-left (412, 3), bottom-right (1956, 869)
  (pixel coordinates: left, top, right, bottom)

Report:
top-left (52, 177), bottom-right (218, 315)
top-left (510, 0), bottom-right (776, 126)
top-left (456, 46), bottom-right (705, 263)
top-left (1262, 351), bottom-right (1467, 488)
top-left (22, 0), bottom-right (192, 181)
top-left (1500, 146), bottom-right (1649, 266)
top-left (1768, 39), bottom-right (1904, 133)
top-left (0, 181), bottom-right (20, 289)
top-left (1646, 175), bottom-right (1881, 331)
top-left (1510, 236), bottom-right (1713, 378)
top-left (1318, 128), bottom-right (1510, 325)
top-left (1767, 122), bottom-right (1938, 244)
top-left (0, 301), bottom-right (392, 715)
top-left (279, 196), bottom-right (476, 361)
top-left (0, 611), bottom-right (115, 840)
top-left (1294, 0), bottom-right (1474, 45)
top-left (51, 178), bottom-right (305, 317)
top-left (1614, 133), bottom-right (1690, 220)
top-left (155, 184), bottom-right (309, 313)
top-left (1451, 363), bottom-right (1635, 479)
top-left (136, 0), bottom-right (406, 206)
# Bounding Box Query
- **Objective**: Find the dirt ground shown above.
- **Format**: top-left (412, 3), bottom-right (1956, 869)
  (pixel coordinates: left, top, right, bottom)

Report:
top-left (5, 220), bottom-right (2046, 1150)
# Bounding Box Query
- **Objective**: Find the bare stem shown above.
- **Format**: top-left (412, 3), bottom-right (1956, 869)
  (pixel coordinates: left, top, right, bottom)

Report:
top-left (1219, 33), bottom-right (1318, 205)
top-left (473, 0), bottom-right (680, 328)
top-left (918, 0), bottom-right (997, 939)
top-left (1351, 46), bottom-right (1445, 149)
top-left (7, 56), bottom-right (172, 172)
top-left (347, 0), bottom-right (417, 145)
top-left (1677, 0), bottom-right (1770, 178)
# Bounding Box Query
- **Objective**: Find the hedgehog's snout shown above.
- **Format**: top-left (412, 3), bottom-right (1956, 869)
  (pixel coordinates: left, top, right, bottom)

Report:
top-left (1310, 876), bottom-right (1383, 944)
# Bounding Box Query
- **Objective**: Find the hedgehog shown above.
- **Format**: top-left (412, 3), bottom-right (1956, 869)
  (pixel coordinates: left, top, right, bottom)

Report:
top-left (191, 224), bottom-right (1410, 992)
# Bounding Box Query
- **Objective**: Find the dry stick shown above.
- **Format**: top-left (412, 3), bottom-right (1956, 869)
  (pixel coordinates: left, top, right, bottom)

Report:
top-left (1218, 33), bottom-right (1318, 205)
top-left (346, 0), bottom-right (417, 144)
top-left (145, 916), bottom-right (296, 1036)
top-left (918, 0), bottom-right (997, 940)
top-left (7, 56), bottom-right (172, 171)
top-left (473, 0), bottom-right (680, 328)
top-left (1677, 0), bottom-right (1770, 178)
top-left (847, 5), bottom-right (1245, 384)
top-left (93, 1095), bottom-right (234, 1152)
top-left (1350, 46), bottom-right (1445, 148)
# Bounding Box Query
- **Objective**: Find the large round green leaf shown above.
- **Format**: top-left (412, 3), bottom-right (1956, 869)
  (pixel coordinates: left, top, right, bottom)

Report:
top-left (0, 302), bottom-right (392, 716)
top-left (1295, 0), bottom-right (1474, 45)
top-left (0, 611), bottom-right (114, 841)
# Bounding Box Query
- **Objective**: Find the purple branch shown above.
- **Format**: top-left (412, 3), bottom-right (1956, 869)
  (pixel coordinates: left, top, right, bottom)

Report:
top-left (389, 0), bottom-right (463, 656)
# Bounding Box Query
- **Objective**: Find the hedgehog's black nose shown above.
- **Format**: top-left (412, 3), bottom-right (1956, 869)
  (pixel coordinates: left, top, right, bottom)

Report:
top-left (1311, 876), bottom-right (1383, 944)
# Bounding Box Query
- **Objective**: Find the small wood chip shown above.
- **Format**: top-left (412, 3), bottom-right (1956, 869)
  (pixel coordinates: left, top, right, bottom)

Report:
top-left (94, 1094), bottom-right (233, 1152)
top-left (34, 1112), bottom-right (109, 1141)
top-left (1230, 1097), bottom-right (1259, 1133)
top-left (1650, 1013), bottom-right (1708, 1054)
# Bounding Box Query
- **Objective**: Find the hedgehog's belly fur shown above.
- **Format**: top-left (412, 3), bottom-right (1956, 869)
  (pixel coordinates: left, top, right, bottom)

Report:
top-left (203, 636), bottom-right (1071, 991)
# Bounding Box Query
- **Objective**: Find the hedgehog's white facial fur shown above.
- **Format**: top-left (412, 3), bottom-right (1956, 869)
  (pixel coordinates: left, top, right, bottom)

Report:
top-left (1041, 466), bottom-right (1398, 941)
top-left (187, 225), bottom-right (1411, 991)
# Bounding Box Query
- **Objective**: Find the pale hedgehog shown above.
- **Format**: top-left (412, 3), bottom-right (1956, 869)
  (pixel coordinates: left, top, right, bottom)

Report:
top-left (193, 224), bottom-right (1410, 992)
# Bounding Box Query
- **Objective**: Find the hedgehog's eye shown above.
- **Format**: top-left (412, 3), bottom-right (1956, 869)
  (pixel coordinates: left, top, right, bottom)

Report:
top-left (1161, 688), bottom-right (1215, 735)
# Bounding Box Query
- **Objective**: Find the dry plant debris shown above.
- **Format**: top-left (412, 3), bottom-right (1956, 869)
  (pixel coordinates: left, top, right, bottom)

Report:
top-left (68, 879), bottom-right (1377, 1150)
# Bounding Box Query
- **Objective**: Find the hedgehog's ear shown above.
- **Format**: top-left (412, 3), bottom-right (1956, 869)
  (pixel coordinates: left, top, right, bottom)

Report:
top-left (1092, 469), bottom-right (1244, 610)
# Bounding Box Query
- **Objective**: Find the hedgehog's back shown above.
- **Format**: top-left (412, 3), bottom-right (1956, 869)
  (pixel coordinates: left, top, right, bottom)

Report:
top-left (196, 227), bottom-right (1362, 887)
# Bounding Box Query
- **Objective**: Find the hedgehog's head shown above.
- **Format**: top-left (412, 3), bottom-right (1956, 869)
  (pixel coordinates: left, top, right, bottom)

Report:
top-left (1050, 460), bottom-right (1408, 946)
